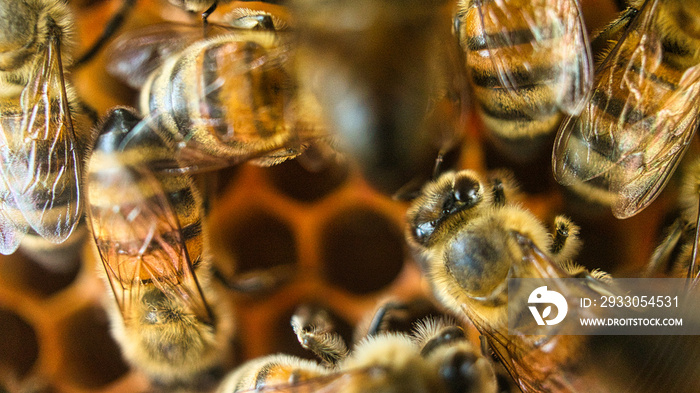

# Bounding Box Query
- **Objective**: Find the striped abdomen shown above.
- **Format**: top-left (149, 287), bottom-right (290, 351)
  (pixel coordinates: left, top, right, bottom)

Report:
top-left (462, 0), bottom-right (579, 159)
top-left (87, 107), bottom-right (205, 283)
top-left (139, 31), bottom-right (303, 164)
top-left (559, 24), bottom-right (700, 207)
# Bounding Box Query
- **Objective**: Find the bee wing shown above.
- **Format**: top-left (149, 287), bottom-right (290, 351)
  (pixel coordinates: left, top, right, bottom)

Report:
top-left (553, 0), bottom-right (700, 218)
top-left (0, 208), bottom-right (25, 254)
top-left (0, 35), bottom-right (81, 243)
top-left (473, 232), bottom-right (614, 391)
top-left (467, 312), bottom-right (528, 391)
top-left (87, 158), bottom-right (212, 323)
top-left (475, 0), bottom-right (592, 115)
top-left (106, 23), bottom-right (232, 89)
top-left (611, 65), bottom-right (700, 218)
top-left (0, 116), bottom-right (28, 254)
top-left (0, 178), bottom-right (26, 254)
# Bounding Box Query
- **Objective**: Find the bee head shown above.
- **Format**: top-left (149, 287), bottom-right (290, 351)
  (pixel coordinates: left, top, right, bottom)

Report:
top-left (438, 348), bottom-right (494, 393)
top-left (417, 323), bottom-right (497, 393)
top-left (407, 171), bottom-right (485, 248)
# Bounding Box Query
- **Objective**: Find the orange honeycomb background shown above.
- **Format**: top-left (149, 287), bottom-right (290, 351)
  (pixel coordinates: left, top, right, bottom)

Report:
top-left (0, 0), bottom-right (688, 392)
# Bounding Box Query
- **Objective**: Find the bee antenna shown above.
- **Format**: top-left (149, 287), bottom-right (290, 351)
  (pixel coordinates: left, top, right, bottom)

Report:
top-left (432, 150), bottom-right (445, 181)
top-left (201, 1), bottom-right (218, 31)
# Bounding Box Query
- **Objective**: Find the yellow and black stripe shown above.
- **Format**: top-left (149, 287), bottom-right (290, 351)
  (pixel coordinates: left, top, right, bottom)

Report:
top-left (556, 0), bottom-right (700, 211)
top-left (86, 107), bottom-right (205, 282)
top-left (139, 30), bottom-right (302, 166)
top-left (459, 0), bottom-right (581, 160)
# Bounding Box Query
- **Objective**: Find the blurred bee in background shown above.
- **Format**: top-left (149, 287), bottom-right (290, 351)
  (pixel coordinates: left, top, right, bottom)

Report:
top-left (552, 0), bottom-right (700, 219)
top-left (85, 107), bottom-right (234, 388)
top-left (0, 0), bottom-right (96, 262)
top-left (104, 8), bottom-right (329, 175)
top-left (455, 0), bottom-right (593, 162)
top-left (217, 304), bottom-right (499, 393)
top-left (405, 169), bottom-right (620, 392)
top-left (289, 0), bottom-right (468, 195)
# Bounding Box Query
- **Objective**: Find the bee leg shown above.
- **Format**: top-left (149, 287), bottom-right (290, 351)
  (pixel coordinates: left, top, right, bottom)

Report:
top-left (590, 6), bottom-right (638, 57)
top-left (689, 200), bottom-right (700, 286)
top-left (201, 1), bottom-right (218, 26)
top-left (365, 301), bottom-right (409, 336)
top-left (490, 177), bottom-right (507, 207)
top-left (549, 216), bottom-right (581, 262)
top-left (647, 218), bottom-right (690, 277)
top-left (74, 0), bottom-right (136, 67)
top-left (291, 305), bottom-right (349, 367)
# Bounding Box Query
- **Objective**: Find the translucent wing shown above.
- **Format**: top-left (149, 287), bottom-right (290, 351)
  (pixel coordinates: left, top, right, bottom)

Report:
top-left (87, 155), bottom-right (212, 324)
top-left (553, 0), bottom-right (700, 218)
top-left (106, 22), bottom-right (231, 89)
top-left (133, 29), bottom-right (327, 174)
top-left (0, 34), bottom-right (81, 243)
top-left (0, 114), bottom-right (27, 254)
top-left (479, 233), bottom-right (621, 390)
top-left (0, 209), bottom-right (24, 254)
top-left (0, 173), bottom-right (26, 254)
top-left (475, 0), bottom-right (592, 116)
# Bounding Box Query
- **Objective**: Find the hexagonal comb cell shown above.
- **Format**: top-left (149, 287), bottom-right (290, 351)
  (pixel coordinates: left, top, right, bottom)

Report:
top-left (320, 206), bottom-right (406, 295)
top-left (0, 309), bottom-right (39, 388)
top-left (0, 252), bottom-right (81, 298)
top-left (267, 153), bottom-right (350, 203)
top-left (215, 207), bottom-right (299, 292)
top-left (58, 306), bottom-right (129, 389)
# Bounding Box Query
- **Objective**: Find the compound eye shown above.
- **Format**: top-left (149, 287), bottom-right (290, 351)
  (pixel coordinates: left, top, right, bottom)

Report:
top-left (412, 220), bottom-right (437, 246)
top-left (453, 176), bottom-right (481, 207)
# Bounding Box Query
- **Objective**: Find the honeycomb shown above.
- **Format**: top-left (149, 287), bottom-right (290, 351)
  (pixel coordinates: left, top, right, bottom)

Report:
top-left (0, 0), bottom-right (691, 392)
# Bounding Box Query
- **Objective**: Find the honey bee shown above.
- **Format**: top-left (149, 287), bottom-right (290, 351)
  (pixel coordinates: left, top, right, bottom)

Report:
top-left (289, 0), bottom-right (467, 195)
top-left (406, 169), bottom-right (618, 392)
top-left (552, 0), bottom-right (700, 218)
top-left (0, 0), bottom-right (95, 258)
top-left (85, 107), bottom-right (234, 386)
top-left (217, 312), bottom-right (498, 393)
top-left (105, 12), bottom-right (328, 174)
top-left (455, 0), bottom-right (593, 161)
